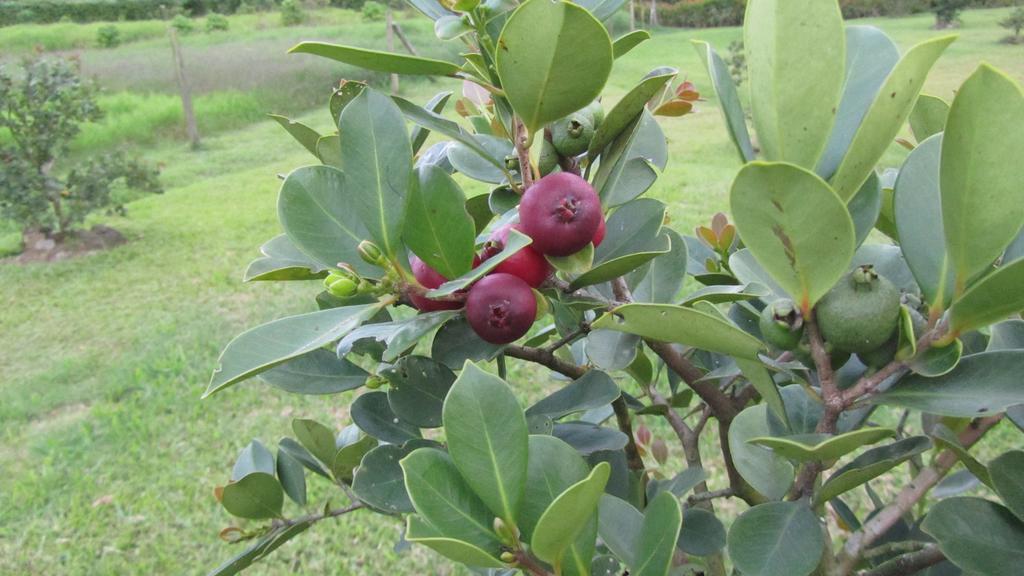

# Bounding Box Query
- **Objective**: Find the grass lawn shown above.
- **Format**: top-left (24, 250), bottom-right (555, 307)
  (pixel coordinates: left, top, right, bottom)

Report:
top-left (1, 7), bottom-right (1022, 574)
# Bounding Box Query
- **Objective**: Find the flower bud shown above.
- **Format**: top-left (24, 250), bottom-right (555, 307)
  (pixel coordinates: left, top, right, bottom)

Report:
top-left (357, 240), bottom-right (386, 267)
top-left (492, 517), bottom-right (519, 546)
top-left (325, 275), bottom-right (358, 298)
top-left (651, 438), bottom-right (669, 465)
top-left (499, 551), bottom-right (517, 565)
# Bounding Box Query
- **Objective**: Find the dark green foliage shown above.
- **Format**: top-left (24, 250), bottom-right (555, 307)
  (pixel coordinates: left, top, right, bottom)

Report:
top-left (205, 12), bottom-right (230, 31)
top-left (95, 24), bottom-right (120, 48)
top-left (171, 14), bottom-right (195, 34)
top-left (280, 0), bottom-right (305, 26)
top-left (0, 1), bottom-right (186, 27)
top-left (932, 0), bottom-right (970, 27)
top-left (361, 0), bottom-right (385, 21)
top-left (1000, 6), bottom-right (1024, 43)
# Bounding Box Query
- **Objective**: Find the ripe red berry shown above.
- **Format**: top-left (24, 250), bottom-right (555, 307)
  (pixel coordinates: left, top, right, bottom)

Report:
top-left (483, 224), bottom-right (551, 288)
top-left (592, 213), bottom-right (606, 248)
top-left (465, 273), bottom-right (537, 344)
top-left (518, 172), bottom-right (602, 256)
top-left (408, 254), bottom-right (480, 312)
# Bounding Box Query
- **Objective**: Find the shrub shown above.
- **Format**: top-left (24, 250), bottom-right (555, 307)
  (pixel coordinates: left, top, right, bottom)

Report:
top-left (932, 0), bottom-right (970, 26)
top-left (96, 24), bottom-right (121, 48)
top-left (280, 0), bottom-right (305, 26)
top-left (200, 3), bottom-right (1024, 576)
top-left (361, 0), bottom-right (385, 21)
top-left (1000, 5), bottom-right (1024, 43)
top-left (171, 14), bottom-right (195, 34)
top-left (0, 57), bottom-right (160, 238)
top-left (0, 1), bottom-right (186, 27)
top-left (205, 12), bottom-right (230, 31)
top-left (658, 0), bottom-right (746, 28)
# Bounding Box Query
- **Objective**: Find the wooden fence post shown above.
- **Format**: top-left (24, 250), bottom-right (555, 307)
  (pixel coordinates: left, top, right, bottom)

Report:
top-left (386, 10), bottom-right (400, 94)
top-left (169, 28), bottom-right (200, 150)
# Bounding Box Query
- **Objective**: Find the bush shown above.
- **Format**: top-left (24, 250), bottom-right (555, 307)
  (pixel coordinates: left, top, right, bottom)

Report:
top-left (95, 24), bottom-right (121, 48)
top-left (0, 1), bottom-right (186, 27)
top-left (200, 3), bottom-right (1024, 576)
top-left (1000, 5), bottom-right (1024, 42)
top-left (933, 0), bottom-right (970, 26)
top-left (205, 12), bottom-right (230, 31)
top-left (0, 57), bottom-right (160, 238)
top-left (361, 0), bottom-right (385, 21)
top-left (280, 0), bottom-right (305, 25)
top-left (658, 0), bottom-right (746, 28)
top-left (171, 14), bottom-right (195, 34)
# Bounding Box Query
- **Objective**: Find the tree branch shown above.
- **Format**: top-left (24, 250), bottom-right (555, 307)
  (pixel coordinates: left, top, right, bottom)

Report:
top-left (612, 397), bottom-right (646, 471)
top-left (503, 344), bottom-right (586, 379)
top-left (836, 415), bottom-right (1003, 575)
top-left (840, 321), bottom-right (948, 406)
top-left (277, 501), bottom-right (363, 529)
top-left (791, 313), bottom-right (840, 499)
top-left (857, 545), bottom-right (945, 576)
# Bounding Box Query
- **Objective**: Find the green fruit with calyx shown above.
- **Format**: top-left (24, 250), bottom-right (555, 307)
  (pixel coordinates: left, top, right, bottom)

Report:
top-left (858, 305), bottom-right (928, 369)
top-left (582, 100), bottom-right (604, 130)
top-left (816, 265), bottom-right (900, 354)
top-left (538, 138), bottom-right (561, 176)
top-left (550, 113), bottom-right (594, 157)
top-left (324, 273), bottom-right (358, 298)
top-left (759, 299), bottom-right (804, 351)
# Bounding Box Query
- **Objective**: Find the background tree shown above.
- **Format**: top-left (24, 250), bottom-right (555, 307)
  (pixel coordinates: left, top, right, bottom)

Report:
top-left (0, 57), bottom-right (161, 241)
top-left (1000, 5), bottom-right (1024, 43)
top-left (932, 0), bottom-right (968, 28)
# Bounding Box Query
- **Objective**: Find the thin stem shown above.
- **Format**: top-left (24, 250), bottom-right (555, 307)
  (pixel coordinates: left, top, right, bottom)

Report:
top-left (514, 116), bottom-right (534, 191)
top-left (685, 488), bottom-right (734, 508)
top-left (543, 322), bottom-right (590, 354)
top-left (276, 502), bottom-right (363, 529)
top-left (857, 545), bottom-right (945, 576)
top-left (497, 353), bottom-right (507, 380)
top-left (504, 344), bottom-right (585, 379)
top-left (836, 415), bottom-right (1002, 575)
top-left (613, 397), bottom-right (645, 471)
top-left (790, 313), bottom-right (841, 499)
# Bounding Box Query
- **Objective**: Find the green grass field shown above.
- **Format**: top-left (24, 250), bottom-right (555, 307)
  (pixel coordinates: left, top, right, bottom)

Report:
top-left (1, 6), bottom-right (1022, 574)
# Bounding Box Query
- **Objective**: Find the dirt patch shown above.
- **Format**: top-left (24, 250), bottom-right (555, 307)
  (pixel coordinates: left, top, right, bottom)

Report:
top-left (7, 225), bottom-right (126, 264)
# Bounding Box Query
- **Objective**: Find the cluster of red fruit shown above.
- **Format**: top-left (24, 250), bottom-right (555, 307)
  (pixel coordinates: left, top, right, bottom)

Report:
top-left (408, 172), bottom-right (606, 345)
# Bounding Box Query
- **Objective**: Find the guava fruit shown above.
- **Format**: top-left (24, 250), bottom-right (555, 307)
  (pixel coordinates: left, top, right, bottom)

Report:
top-left (466, 273), bottom-right (537, 344)
top-left (550, 113), bottom-right (594, 158)
top-left (518, 172), bottom-right (602, 256)
top-left (816, 265), bottom-right (901, 354)
top-left (759, 299), bottom-right (804, 351)
top-left (483, 224), bottom-right (551, 288)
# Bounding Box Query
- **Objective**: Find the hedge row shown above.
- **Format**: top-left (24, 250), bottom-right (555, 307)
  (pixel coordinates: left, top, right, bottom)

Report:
top-left (0, 1), bottom-right (185, 26)
top-left (657, 0), bottom-right (1020, 28)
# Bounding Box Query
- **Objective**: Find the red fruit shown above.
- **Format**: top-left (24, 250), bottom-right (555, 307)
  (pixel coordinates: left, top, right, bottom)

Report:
top-left (592, 213), bottom-right (606, 248)
top-left (483, 224), bottom-right (551, 288)
top-left (518, 172), bottom-right (602, 256)
top-left (408, 254), bottom-right (480, 312)
top-left (465, 273), bottom-right (537, 344)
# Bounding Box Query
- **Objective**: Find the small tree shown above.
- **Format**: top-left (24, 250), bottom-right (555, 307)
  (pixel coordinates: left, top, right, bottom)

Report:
top-left (1000, 5), bottom-right (1024, 44)
top-left (280, 0), bottom-right (305, 26)
top-left (932, 0), bottom-right (968, 28)
top-left (96, 24), bottom-right (121, 48)
top-left (0, 57), bottom-right (160, 240)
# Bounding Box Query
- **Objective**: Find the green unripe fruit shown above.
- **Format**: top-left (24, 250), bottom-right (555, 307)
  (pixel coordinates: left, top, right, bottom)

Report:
top-left (816, 265), bottom-right (900, 354)
top-left (582, 100), bottom-right (604, 130)
top-left (858, 306), bottom-right (928, 369)
top-left (758, 299), bottom-right (804, 351)
top-left (504, 154), bottom-right (519, 172)
top-left (550, 113), bottom-right (594, 157)
top-left (324, 273), bottom-right (358, 298)
top-left (538, 138), bottom-right (561, 176)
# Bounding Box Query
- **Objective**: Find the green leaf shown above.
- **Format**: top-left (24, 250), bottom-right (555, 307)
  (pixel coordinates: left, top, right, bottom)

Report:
top-left (443, 362), bottom-right (528, 522)
top-left (909, 94), bottom-right (949, 142)
top-left (207, 518), bottom-right (314, 576)
top-left (276, 448), bottom-right (307, 506)
top-left (592, 110), bottom-right (668, 207)
top-left (875, 350), bottom-right (1024, 416)
top-left (404, 164), bottom-right (477, 279)
top-left (598, 495), bottom-right (643, 566)
top-left (531, 462), bottom-right (610, 568)
top-left (393, 96), bottom-right (508, 177)
top-left (894, 134), bottom-right (953, 308)
top-left (571, 199), bottom-right (671, 290)
top-left (411, 91), bottom-right (453, 154)
top-left (352, 442), bottom-right (423, 514)
top-left (426, 230), bottom-right (532, 297)
top-left (744, 0), bottom-right (845, 168)
top-left (519, 436), bottom-right (591, 545)
top-left (276, 165), bottom-right (376, 276)
top-left (206, 303), bottom-right (385, 397)
top-left (447, 134), bottom-right (513, 184)
top-left (221, 473), bottom-right (284, 520)
top-left (990, 451), bottom-right (1024, 523)
top-left (613, 30), bottom-right (650, 59)
top-left (848, 170), bottom-right (883, 249)
top-left (289, 41), bottom-right (461, 76)
top-left (586, 329), bottom-right (641, 371)
top-left (268, 114), bottom-right (321, 159)
top-left (748, 427), bottom-right (896, 464)
top-left (495, 0), bottom-right (613, 134)
top-left (244, 234), bottom-right (328, 282)
top-left (930, 425), bottom-right (993, 488)
top-left (330, 79), bottom-right (366, 125)
top-left (647, 467), bottom-right (706, 501)
top-left (816, 26), bottom-right (900, 179)
top-left (383, 355), bottom-right (455, 429)
top-left (830, 35), bottom-right (955, 202)
top-left (922, 497), bottom-right (1024, 576)
top-left (553, 423), bottom-right (628, 455)
top-left (950, 259), bottom-right (1024, 335)
top-left (692, 40), bottom-right (755, 162)
top-left (546, 243), bottom-right (594, 275)
top-left (259, 348), bottom-right (368, 395)
top-left (727, 500), bottom-right (824, 576)
top-left (593, 303), bottom-right (764, 359)
top-left (942, 65), bottom-right (1024, 293)
top-left (404, 516), bottom-right (505, 569)
top-left (339, 88), bottom-right (412, 260)
top-left (587, 68), bottom-right (677, 161)
top-left (315, 134), bottom-right (342, 169)
top-left (278, 437), bottom-right (331, 479)
top-left (351, 391), bottom-right (422, 444)
top-left (678, 508), bottom-right (726, 557)
top-left (633, 491), bottom-right (683, 576)
top-left (464, 193), bottom-right (493, 234)
top-left (291, 419), bottom-right (338, 467)
top-left (989, 319), bottom-right (1024, 351)
top-left (908, 338), bottom-right (962, 377)
top-left (526, 370), bottom-right (620, 421)
top-left (400, 448), bottom-right (502, 556)
top-left (627, 228), bottom-right (688, 304)
top-left (729, 404), bottom-right (795, 500)
top-left (232, 440), bottom-right (275, 481)
top-left (816, 436), bottom-right (932, 505)
top-left (730, 161), bottom-right (855, 312)
top-left (332, 433), bottom-right (377, 483)
top-left (431, 316), bottom-right (506, 369)
top-left (339, 310), bottom-right (459, 363)
top-left (736, 357), bottom-right (789, 432)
